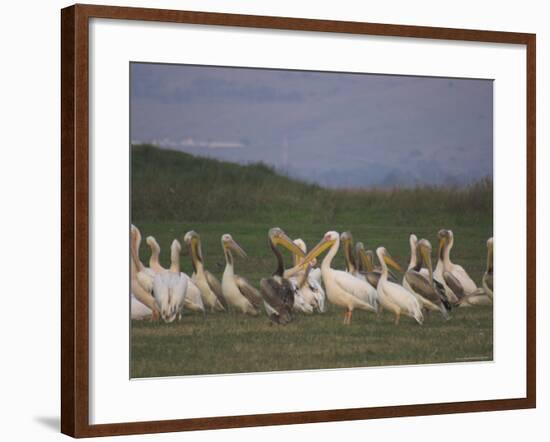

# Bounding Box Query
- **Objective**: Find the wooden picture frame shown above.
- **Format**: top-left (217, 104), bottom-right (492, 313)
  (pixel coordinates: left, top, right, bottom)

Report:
top-left (61, 3), bottom-right (536, 437)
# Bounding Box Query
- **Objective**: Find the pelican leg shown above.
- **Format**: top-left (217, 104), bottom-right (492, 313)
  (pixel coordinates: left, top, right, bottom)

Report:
top-left (394, 311), bottom-right (401, 325)
top-left (348, 310), bottom-right (353, 325)
top-left (151, 310), bottom-right (160, 321)
top-left (343, 310), bottom-right (351, 325)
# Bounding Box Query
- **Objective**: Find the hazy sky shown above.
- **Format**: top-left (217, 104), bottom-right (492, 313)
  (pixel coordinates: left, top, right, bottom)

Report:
top-left (130, 62), bottom-right (493, 188)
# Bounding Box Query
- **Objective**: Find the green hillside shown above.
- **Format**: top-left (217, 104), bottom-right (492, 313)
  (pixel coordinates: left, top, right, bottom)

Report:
top-left (131, 144), bottom-right (493, 227)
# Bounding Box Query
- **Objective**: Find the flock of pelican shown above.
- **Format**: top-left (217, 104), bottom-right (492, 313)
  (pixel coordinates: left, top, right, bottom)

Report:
top-left (131, 225), bottom-right (493, 325)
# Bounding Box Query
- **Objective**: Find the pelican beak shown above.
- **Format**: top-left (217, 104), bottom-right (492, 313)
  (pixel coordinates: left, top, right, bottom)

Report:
top-left (358, 248), bottom-right (371, 271)
top-left (438, 236), bottom-right (446, 259)
top-left (227, 239), bottom-right (247, 258)
top-left (272, 232), bottom-right (306, 258)
top-left (184, 236), bottom-right (200, 272)
top-left (420, 244), bottom-right (433, 281)
top-left (340, 232), bottom-right (352, 248)
top-left (341, 232), bottom-right (356, 270)
top-left (383, 253), bottom-right (402, 272)
top-left (285, 236), bottom-right (335, 277)
top-left (366, 251), bottom-right (376, 273)
top-left (301, 236), bottom-right (335, 267)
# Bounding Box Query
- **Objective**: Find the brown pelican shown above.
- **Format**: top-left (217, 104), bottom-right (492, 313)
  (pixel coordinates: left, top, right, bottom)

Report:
top-left (403, 238), bottom-right (451, 318)
top-left (296, 231), bottom-right (377, 325)
top-left (221, 234), bottom-right (262, 315)
top-left (183, 230), bottom-right (227, 312)
top-left (376, 247), bottom-right (423, 325)
top-left (260, 228), bottom-right (309, 324)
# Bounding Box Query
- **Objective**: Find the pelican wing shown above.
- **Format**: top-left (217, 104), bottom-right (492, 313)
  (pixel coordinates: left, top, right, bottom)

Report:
top-left (433, 279), bottom-right (452, 311)
top-left (460, 290), bottom-right (492, 306)
top-left (184, 279), bottom-right (205, 312)
top-left (152, 273), bottom-right (170, 309)
top-left (131, 277), bottom-right (157, 312)
top-left (170, 274), bottom-right (188, 313)
top-left (451, 264), bottom-right (478, 294)
top-left (443, 271), bottom-right (465, 300)
top-left (136, 268), bottom-right (155, 293)
top-left (333, 270), bottom-right (377, 309)
top-left (131, 293), bottom-right (153, 320)
top-left (205, 270), bottom-right (228, 309)
top-left (309, 267), bottom-right (322, 286)
top-left (405, 270), bottom-right (441, 304)
top-left (259, 277), bottom-right (294, 324)
top-left (234, 275), bottom-right (263, 309)
top-left (304, 275), bottom-right (325, 313)
top-left (382, 280), bottom-right (423, 323)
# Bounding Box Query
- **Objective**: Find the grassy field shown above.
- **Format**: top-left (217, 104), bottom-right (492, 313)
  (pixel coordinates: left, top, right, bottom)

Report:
top-left (131, 145), bottom-right (493, 378)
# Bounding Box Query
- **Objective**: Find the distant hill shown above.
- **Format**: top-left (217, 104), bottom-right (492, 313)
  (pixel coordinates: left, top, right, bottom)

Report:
top-left (132, 145), bottom-right (493, 225)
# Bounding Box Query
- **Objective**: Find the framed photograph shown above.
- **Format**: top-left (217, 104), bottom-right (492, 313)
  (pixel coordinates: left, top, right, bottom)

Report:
top-left (61, 4), bottom-right (536, 438)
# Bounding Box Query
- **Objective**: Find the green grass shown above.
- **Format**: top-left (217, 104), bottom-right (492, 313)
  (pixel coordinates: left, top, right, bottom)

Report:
top-left (131, 306), bottom-right (493, 377)
top-left (131, 145), bottom-right (493, 378)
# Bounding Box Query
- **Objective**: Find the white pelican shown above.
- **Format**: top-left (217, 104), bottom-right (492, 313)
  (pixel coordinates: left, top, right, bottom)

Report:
top-left (130, 225), bottom-right (159, 320)
top-left (287, 238), bottom-right (326, 314)
top-left (376, 247), bottom-right (423, 325)
top-left (298, 239), bottom-right (326, 313)
top-left (340, 232), bottom-right (378, 310)
top-left (402, 234), bottom-right (432, 303)
top-left (184, 231), bottom-right (227, 312)
top-left (483, 237), bottom-right (493, 299)
top-left (403, 238), bottom-right (451, 318)
top-left (260, 228), bottom-right (308, 323)
top-left (144, 233), bottom-right (204, 313)
top-left (221, 234), bottom-right (263, 315)
top-left (131, 293), bottom-right (154, 320)
top-left (146, 236), bottom-right (166, 273)
top-left (405, 234), bottom-right (426, 275)
top-left (458, 237), bottom-right (493, 307)
top-left (297, 231), bottom-right (377, 325)
top-left (152, 239), bottom-right (188, 322)
top-left (434, 229), bottom-right (478, 302)
top-left (170, 238), bottom-right (205, 314)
